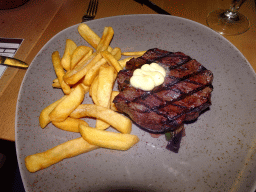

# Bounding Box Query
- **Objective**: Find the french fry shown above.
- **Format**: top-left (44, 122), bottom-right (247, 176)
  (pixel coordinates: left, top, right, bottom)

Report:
top-left (25, 137), bottom-right (99, 172)
top-left (111, 91), bottom-right (119, 111)
top-left (39, 96), bottom-right (67, 128)
top-left (118, 57), bottom-right (133, 68)
top-left (52, 80), bottom-right (61, 88)
top-left (83, 47), bottom-right (122, 86)
top-left (111, 47), bottom-right (122, 60)
top-left (52, 51), bottom-right (71, 94)
top-left (80, 125), bottom-right (139, 151)
top-left (52, 117), bottom-right (89, 132)
top-left (70, 104), bottom-right (132, 134)
top-left (97, 27), bottom-right (114, 52)
top-left (101, 50), bottom-right (123, 72)
top-left (63, 53), bottom-right (102, 85)
top-left (83, 58), bottom-right (106, 86)
top-left (79, 83), bottom-right (90, 93)
top-left (121, 50), bottom-right (146, 56)
top-left (70, 46), bottom-right (93, 70)
top-left (89, 75), bottom-right (99, 105)
top-left (61, 39), bottom-right (77, 71)
top-left (49, 84), bottom-right (85, 122)
top-left (96, 64), bottom-right (117, 130)
top-left (78, 23), bottom-right (112, 52)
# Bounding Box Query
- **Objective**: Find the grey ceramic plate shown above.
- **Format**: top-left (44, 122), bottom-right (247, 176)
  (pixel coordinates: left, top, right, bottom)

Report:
top-left (16, 15), bottom-right (256, 192)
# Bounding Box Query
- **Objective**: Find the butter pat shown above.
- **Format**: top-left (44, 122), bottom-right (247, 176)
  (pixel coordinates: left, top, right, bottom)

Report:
top-left (130, 63), bottom-right (166, 91)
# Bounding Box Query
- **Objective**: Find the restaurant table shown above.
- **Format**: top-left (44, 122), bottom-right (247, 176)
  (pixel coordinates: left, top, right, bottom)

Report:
top-left (0, 0), bottom-right (255, 142)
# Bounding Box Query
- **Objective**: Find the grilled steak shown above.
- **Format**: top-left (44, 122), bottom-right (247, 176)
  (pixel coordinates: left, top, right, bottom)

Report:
top-left (113, 48), bottom-right (213, 133)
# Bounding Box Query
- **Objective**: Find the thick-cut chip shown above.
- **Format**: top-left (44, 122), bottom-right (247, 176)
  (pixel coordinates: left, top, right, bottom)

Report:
top-left (111, 47), bottom-right (122, 60)
top-left (73, 49), bottom-right (93, 70)
top-left (49, 85), bottom-right (85, 122)
top-left (111, 91), bottom-right (119, 111)
top-left (101, 50), bottom-right (123, 72)
top-left (121, 50), bottom-right (146, 56)
top-left (52, 117), bottom-right (89, 132)
top-left (80, 125), bottom-right (139, 151)
top-left (52, 79), bottom-right (61, 88)
top-left (78, 23), bottom-right (112, 52)
top-left (83, 58), bottom-right (106, 86)
top-left (39, 96), bottom-right (67, 128)
top-left (96, 64), bottom-right (117, 130)
top-left (118, 57), bottom-right (133, 68)
top-left (70, 104), bottom-right (132, 134)
top-left (83, 47), bottom-right (121, 86)
top-left (63, 53), bottom-right (102, 85)
top-left (25, 137), bottom-right (99, 172)
top-left (89, 75), bottom-right (99, 105)
top-left (71, 46), bottom-right (93, 70)
top-left (52, 51), bottom-right (71, 94)
top-left (97, 27), bottom-right (114, 52)
top-left (61, 39), bottom-right (77, 71)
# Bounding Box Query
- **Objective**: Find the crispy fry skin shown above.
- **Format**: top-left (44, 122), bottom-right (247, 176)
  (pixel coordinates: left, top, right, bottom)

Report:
top-left (80, 125), bottom-right (139, 151)
top-left (39, 96), bottom-right (67, 128)
top-left (63, 53), bottom-right (102, 85)
top-left (71, 46), bottom-right (93, 70)
top-left (61, 39), bottom-right (77, 71)
top-left (97, 27), bottom-right (114, 52)
top-left (70, 104), bottom-right (132, 134)
top-left (121, 50), bottom-right (146, 56)
top-left (101, 50), bottom-right (123, 72)
top-left (25, 137), bottom-right (99, 172)
top-left (78, 23), bottom-right (112, 52)
top-left (52, 51), bottom-right (71, 94)
top-left (95, 64), bottom-right (117, 130)
top-left (52, 117), bottom-right (89, 132)
top-left (49, 85), bottom-right (85, 122)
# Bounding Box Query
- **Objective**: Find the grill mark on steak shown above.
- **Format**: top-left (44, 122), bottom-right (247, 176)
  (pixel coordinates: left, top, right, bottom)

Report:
top-left (114, 48), bottom-right (213, 133)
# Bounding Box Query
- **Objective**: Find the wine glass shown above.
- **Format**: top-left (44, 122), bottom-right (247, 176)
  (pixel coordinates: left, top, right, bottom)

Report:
top-left (206, 0), bottom-right (250, 35)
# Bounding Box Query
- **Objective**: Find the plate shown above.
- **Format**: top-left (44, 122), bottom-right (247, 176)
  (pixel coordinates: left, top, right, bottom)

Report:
top-left (16, 15), bottom-right (256, 192)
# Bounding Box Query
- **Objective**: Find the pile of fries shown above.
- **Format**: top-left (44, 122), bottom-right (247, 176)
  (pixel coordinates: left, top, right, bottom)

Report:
top-left (25, 24), bottom-right (146, 173)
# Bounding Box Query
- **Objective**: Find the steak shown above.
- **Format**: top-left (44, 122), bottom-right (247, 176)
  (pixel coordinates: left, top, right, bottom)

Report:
top-left (113, 48), bottom-right (213, 133)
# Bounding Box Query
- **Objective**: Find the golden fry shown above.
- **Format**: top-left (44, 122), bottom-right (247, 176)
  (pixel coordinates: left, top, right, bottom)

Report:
top-left (63, 53), bottom-right (102, 85)
top-left (78, 23), bottom-right (112, 52)
top-left (111, 91), bottom-right (119, 111)
top-left (70, 46), bottom-right (93, 70)
top-left (61, 39), bottom-right (77, 71)
top-left (83, 58), bottom-right (106, 86)
top-left (97, 27), bottom-right (114, 52)
top-left (49, 85), bottom-right (85, 122)
top-left (52, 51), bottom-right (71, 94)
top-left (101, 50), bottom-right (123, 72)
top-left (70, 104), bottom-right (132, 134)
top-left (118, 57), bottom-right (133, 68)
top-left (111, 47), bottom-right (122, 60)
top-left (39, 96), bottom-right (67, 128)
top-left (80, 125), bottom-right (139, 151)
top-left (83, 47), bottom-right (121, 86)
top-left (52, 117), bottom-right (89, 132)
top-left (121, 50), bottom-right (146, 56)
top-left (96, 64), bottom-right (117, 130)
top-left (89, 75), bottom-right (99, 105)
top-left (25, 137), bottom-right (99, 172)
top-left (52, 80), bottom-right (61, 88)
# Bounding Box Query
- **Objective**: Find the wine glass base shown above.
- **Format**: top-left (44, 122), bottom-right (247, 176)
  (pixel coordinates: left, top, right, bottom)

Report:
top-left (206, 9), bottom-right (250, 36)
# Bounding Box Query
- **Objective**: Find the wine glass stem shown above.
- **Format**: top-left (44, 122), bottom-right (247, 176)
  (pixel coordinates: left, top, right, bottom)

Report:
top-left (224, 0), bottom-right (246, 19)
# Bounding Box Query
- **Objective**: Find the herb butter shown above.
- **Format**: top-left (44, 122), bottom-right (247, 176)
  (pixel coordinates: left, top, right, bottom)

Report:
top-left (130, 63), bottom-right (166, 91)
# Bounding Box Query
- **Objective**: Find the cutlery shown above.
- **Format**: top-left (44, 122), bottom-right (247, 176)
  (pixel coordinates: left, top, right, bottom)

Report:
top-left (0, 56), bottom-right (28, 69)
top-left (82, 0), bottom-right (98, 22)
top-left (134, 0), bottom-right (171, 15)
